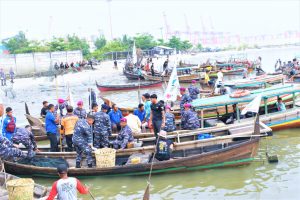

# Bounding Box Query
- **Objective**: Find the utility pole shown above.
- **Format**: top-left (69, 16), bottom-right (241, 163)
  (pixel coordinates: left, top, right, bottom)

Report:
top-left (107, 0), bottom-right (113, 40)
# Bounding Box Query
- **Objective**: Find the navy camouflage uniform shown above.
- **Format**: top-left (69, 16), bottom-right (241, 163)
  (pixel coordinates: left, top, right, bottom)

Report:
top-left (180, 94), bottom-right (192, 113)
top-left (181, 110), bottom-right (200, 130)
top-left (0, 136), bottom-right (26, 160)
top-left (72, 119), bottom-right (93, 165)
top-left (164, 112), bottom-right (176, 132)
top-left (188, 85), bottom-right (200, 100)
top-left (54, 102), bottom-right (68, 117)
top-left (113, 125), bottom-right (134, 149)
top-left (12, 128), bottom-right (37, 158)
top-left (73, 107), bottom-right (87, 119)
top-left (93, 111), bottom-right (112, 148)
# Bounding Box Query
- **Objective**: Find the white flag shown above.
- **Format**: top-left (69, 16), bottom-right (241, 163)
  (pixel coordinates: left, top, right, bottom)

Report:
top-left (241, 94), bottom-right (262, 115)
top-left (164, 64), bottom-right (180, 101)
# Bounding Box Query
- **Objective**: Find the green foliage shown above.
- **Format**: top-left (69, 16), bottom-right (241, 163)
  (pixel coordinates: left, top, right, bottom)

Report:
top-left (196, 43), bottom-right (203, 50)
top-left (167, 36), bottom-right (193, 51)
top-left (94, 35), bottom-right (106, 49)
top-left (66, 35), bottom-right (90, 56)
top-left (2, 31), bottom-right (29, 54)
top-left (134, 33), bottom-right (157, 49)
top-left (92, 39), bottom-right (127, 60)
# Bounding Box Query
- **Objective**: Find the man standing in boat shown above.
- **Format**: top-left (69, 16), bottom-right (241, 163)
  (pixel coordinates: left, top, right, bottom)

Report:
top-left (46, 104), bottom-right (59, 152)
top-left (12, 125), bottom-right (39, 157)
top-left (179, 87), bottom-right (192, 113)
top-left (149, 94), bottom-right (165, 137)
top-left (181, 103), bottom-right (200, 130)
top-left (54, 98), bottom-right (68, 117)
top-left (93, 105), bottom-right (112, 148)
top-left (163, 105), bottom-right (176, 132)
top-left (40, 101), bottom-right (49, 118)
top-left (112, 118), bottom-right (134, 149)
top-left (188, 80), bottom-right (200, 100)
top-left (88, 88), bottom-right (97, 109)
top-left (61, 106), bottom-right (78, 152)
top-left (72, 114), bottom-right (95, 168)
top-left (74, 100), bottom-right (87, 119)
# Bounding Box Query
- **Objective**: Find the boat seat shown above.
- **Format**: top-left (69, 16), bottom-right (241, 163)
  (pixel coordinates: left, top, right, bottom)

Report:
top-left (205, 119), bottom-right (225, 127)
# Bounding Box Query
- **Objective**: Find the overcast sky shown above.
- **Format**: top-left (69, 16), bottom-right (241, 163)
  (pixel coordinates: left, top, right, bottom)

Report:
top-left (0, 0), bottom-right (299, 41)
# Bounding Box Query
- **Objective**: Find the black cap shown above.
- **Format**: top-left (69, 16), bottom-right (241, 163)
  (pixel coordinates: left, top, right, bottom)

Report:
top-left (57, 164), bottom-right (68, 174)
top-left (92, 102), bottom-right (98, 108)
top-left (6, 107), bottom-right (12, 113)
top-left (101, 104), bottom-right (109, 110)
top-left (142, 93), bottom-right (150, 98)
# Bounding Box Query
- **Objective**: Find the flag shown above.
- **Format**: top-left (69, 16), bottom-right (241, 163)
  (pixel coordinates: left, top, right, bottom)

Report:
top-left (164, 64), bottom-right (180, 101)
top-left (241, 94), bottom-right (262, 115)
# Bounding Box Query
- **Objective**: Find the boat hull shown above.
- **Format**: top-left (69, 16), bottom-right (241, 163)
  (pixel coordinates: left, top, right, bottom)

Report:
top-left (96, 81), bottom-right (162, 92)
top-left (4, 138), bottom-right (259, 177)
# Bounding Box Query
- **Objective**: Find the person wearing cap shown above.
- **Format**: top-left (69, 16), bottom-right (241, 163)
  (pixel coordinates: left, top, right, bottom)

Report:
top-left (133, 103), bottom-right (147, 133)
top-left (113, 118), bottom-right (134, 149)
top-left (47, 164), bottom-right (89, 200)
top-left (179, 87), bottom-right (192, 113)
top-left (181, 103), bottom-right (200, 130)
top-left (61, 106), bottom-right (79, 151)
top-left (124, 110), bottom-right (141, 134)
top-left (149, 94), bottom-right (165, 137)
top-left (108, 104), bottom-right (123, 133)
top-left (54, 98), bottom-right (68, 117)
top-left (45, 104), bottom-right (59, 152)
top-left (2, 107), bottom-right (16, 141)
top-left (40, 101), bottom-right (49, 118)
top-left (93, 105), bottom-right (112, 148)
top-left (142, 93), bottom-right (151, 122)
top-left (74, 100), bottom-right (87, 119)
top-left (188, 80), bottom-right (200, 100)
top-left (72, 114), bottom-right (95, 168)
top-left (12, 125), bottom-right (39, 158)
top-left (163, 105), bottom-right (176, 132)
top-left (155, 130), bottom-right (174, 161)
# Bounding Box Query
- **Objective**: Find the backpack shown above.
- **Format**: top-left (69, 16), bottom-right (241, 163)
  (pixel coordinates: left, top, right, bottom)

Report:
top-left (6, 117), bottom-right (16, 132)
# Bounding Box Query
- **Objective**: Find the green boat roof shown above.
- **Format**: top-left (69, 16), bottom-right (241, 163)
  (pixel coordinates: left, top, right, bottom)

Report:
top-left (192, 84), bottom-right (300, 110)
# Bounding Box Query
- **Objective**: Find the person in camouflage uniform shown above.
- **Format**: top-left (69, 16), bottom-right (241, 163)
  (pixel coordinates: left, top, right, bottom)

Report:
top-left (179, 87), bottom-right (192, 113)
top-left (73, 101), bottom-right (87, 119)
top-left (113, 118), bottom-right (134, 149)
top-left (93, 105), bottom-right (112, 148)
top-left (72, 115), bottom-right (95, 168)
top-left (188, 80), bottom-right (200, 100)
top-left (12, 125), bottom-right (38, 158)
top-left (181, 103), bottom-right (200, 130)
top-left (163, 105), bottom-right (176, 132)
top-left (54, 98), bottom-right (68, 117)
top-left (0, 135), bottom-right (26, 160)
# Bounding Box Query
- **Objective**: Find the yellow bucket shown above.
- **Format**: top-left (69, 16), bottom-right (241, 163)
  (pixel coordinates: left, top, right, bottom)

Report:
top-left (94, 148), bottom-right (116, 168)
top-left (6, 178), bottom-right (34, 200)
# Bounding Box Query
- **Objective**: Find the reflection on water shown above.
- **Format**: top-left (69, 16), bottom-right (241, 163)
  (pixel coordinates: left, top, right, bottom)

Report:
top-left (2, 47), bottom-right (300, 199)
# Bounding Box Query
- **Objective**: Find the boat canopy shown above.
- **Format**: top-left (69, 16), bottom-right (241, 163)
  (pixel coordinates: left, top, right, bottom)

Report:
top-left (192, 84), bottom-right (300, 110)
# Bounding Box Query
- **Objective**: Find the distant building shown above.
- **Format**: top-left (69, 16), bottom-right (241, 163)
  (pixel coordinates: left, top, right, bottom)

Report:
top-left (151, 45), bottom-right (175, 55)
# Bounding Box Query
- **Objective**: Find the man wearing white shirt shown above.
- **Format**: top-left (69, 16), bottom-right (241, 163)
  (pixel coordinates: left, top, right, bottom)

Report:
top-left (124, 110), bottom-right (141, 134)
top-left (214, 69), bottom-right (224, 94)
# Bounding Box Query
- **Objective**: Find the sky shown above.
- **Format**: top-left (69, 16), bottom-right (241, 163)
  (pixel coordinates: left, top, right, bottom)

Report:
top-left (0, 0), bottom-right (299, 41)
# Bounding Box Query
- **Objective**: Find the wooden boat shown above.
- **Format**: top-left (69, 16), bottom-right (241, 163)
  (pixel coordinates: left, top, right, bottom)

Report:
top-left (5, 120), bottom-right (261, 177)
top-left (223, 74), bottom-right (285, 89)
top-left (0, 172), bottom-right (48, 199)
top-left (123, 68), bottom-right (144, 80)
top-left (25, 107), bottom-right (48, 141)
top-left (192, 84), bottom-right (300, 131)
top-left (96, 81), bottom-right (162, 92)
top-left (143, 69), bottom-right (200, 83)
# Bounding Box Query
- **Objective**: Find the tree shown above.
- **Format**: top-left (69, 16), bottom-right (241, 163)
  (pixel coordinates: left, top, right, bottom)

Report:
top-left (181, 40), bottom-right (192, 50)
top-left (196, 43), bottom-right (203, 51)
top-left (67, 35), bottom-right (90, 56)
top-left (2, 31), bottom-right (29, 53)
top-left (157, 39), bottom-right (166, 46)
top-left (92, 39), bottom-right (128, 60)
top-left (48, 38), bottom-right (68, 52)
top-left (94, 35), bottom-right (106, 49)
top-left (121, 34), bottom-right (133, 49)
top-left (167, 36), bottom-right (182, 50)
top-left (134, 33), bottom-right (157, 49)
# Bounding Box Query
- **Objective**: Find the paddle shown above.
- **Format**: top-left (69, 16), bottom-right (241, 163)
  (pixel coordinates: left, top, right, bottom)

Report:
top-left (55, 74), bottom-right (63, 152)
top-left (85, 184), bottom-right (95, 200)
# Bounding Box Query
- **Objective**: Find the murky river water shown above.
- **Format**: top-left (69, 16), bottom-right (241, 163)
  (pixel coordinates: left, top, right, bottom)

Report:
top-left (1, 46), bottom-right (300, 199)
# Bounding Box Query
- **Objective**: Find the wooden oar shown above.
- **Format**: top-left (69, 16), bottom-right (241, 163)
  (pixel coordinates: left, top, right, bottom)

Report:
top-left (85, 184), bottom-right (95, 200)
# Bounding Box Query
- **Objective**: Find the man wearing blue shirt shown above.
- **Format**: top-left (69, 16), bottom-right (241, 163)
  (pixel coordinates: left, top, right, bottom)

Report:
top-left (108, 104), bottom-right (123, 132)
top-left (133, 103), bottom-right (147, 132)
top-left (2, 107), bottom-right (16, 141)
top-left (142, 93), bottom-right (151, 122)
top-left (45, 104), bottom-right (59, 152)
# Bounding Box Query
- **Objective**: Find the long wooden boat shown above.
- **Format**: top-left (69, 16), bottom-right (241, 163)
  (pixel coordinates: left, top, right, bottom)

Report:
top-left (96, 81), bottom-right (162, 92)
top-left (0, 172), bottom-right (48, 199)
top-left (5, 136), bottom-right (260, 177)
top-left (192, 84), bottom-right (300, 131)
top-left (223, 74), bottom-right (285, 89)
top-left (143, 73), bottom-right (199, 83)
top-left (123, 68), bottom-right (144, 80)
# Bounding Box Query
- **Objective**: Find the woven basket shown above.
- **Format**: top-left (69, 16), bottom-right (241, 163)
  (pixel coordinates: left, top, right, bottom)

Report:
top-left (6, 178), bottom-right (34, 200)
top-left (94, 148), bottom-right (116, 168)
